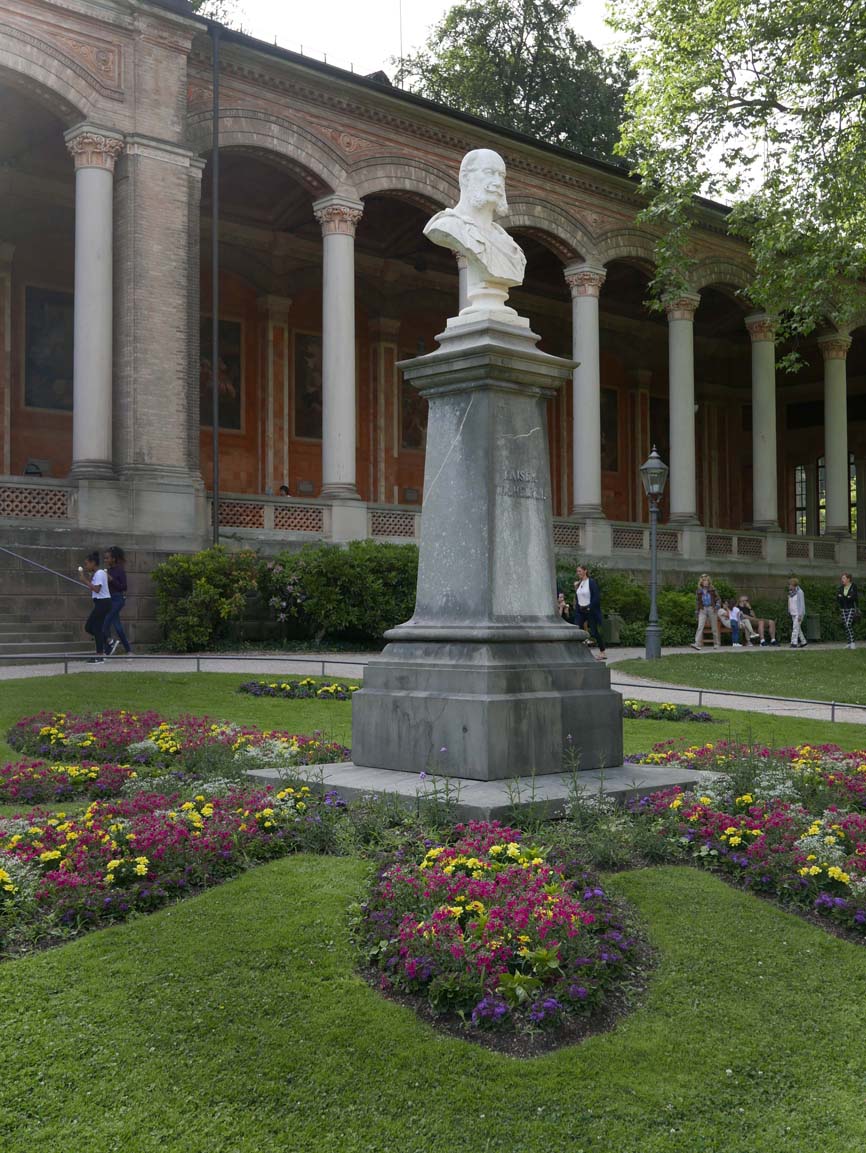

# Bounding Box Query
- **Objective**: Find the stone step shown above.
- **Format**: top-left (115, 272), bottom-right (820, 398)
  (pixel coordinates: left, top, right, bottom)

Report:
top-left (0, 640), bottom-right (93, 656)
top-left (247, 761), bottom-right (709, 822)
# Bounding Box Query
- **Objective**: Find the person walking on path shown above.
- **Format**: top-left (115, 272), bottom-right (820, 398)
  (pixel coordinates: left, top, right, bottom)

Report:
top-left (574, 564), bottom-right (606, 660)
top-left (837, 572), bottom-right (859, 649)
top-left (787, 576), bottom-right (807, 648)
top-left (103, 546), bottom-right (132, 656)
top-left (693, 574), bottom-right (721, 649)
top-left (77, 551), bottom-right (111, 664)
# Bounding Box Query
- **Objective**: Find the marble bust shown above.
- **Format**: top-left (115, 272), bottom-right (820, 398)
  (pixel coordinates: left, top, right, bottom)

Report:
top-left (424, 149), bottom-right (527, 321)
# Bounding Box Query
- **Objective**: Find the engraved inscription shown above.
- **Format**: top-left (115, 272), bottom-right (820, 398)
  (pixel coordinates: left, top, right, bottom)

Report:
top-left (496, 468), bottom-right (548, 501)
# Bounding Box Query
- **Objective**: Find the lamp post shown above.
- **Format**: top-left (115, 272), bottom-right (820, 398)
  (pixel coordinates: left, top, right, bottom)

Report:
top-left (640, 446), bottom-right (669, 660)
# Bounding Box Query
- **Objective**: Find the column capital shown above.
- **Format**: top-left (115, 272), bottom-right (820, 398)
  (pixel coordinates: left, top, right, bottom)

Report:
top-left (313, 195), bottom-right (364, 236)
top-left (664, 293), bottom-right (701, 321)
top-left (745, 312), bottom-right (778, 342)
top-left (818, 332), bottom-right (852, 360)
top-left (369, 316), bottom-right (401, 341)
top-left (64, 124), bottom-right (124, 172)
top-left (564, 263), bottom-right (606, 298)
top-left (257, 294), bottom-right (293, 318)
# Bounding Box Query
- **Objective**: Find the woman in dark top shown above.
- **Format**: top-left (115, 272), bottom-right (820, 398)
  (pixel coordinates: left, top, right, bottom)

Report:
top-left (837, 572), bottom-right (859, 650)
top-left (103, 546), bottom-right (132, 656)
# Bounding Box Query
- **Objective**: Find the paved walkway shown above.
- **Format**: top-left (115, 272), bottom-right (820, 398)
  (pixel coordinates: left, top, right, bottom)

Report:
top-left (2, 643), bottom-right (865, 725)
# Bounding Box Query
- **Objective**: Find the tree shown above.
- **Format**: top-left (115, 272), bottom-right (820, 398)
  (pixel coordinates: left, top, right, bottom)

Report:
top-left (191, 0), bottom-right (244, 29)
top-left (400, 0), bottom-right (631, 162)
top-left (613, 0), bottom-right (866, 340)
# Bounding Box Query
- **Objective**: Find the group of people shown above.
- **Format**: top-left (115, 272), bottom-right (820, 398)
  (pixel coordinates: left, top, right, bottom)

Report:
top-left (77, 547), bottom-right (132, 664)
top-left (556, 566), bottom-right (861, 657)
top-left (694, 572), bottom-right (860, 651)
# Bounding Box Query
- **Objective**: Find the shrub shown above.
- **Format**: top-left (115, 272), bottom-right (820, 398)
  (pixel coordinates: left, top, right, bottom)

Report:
top-left (151, 547), bottom-right (260, 652)
top-left (260, 540), bottom-right (418, 645)
top-left (657, 588), bottom-right (698, 645)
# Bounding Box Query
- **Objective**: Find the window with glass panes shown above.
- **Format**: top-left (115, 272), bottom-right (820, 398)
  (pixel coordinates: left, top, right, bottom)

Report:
top-left (794, 465), bottom-right (807, 535)
top-left (816, 454), bottom-right (856, 534)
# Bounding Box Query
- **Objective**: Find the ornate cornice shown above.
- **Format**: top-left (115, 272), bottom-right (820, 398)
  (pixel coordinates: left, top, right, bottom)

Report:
top-left (65, 127), bottom-right (124, 171)
top-left (664, 294), bottom-right (701, 321)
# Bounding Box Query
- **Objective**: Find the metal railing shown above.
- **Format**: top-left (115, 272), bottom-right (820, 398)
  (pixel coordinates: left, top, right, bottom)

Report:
top-left (0, 543), bottom-right (89, 590)
top-left (0, 651), bottom-right (371, 677)
top-left (2, 648), bottom-right (865, 724)
top-left (609, 675), bottom-right (866, 724)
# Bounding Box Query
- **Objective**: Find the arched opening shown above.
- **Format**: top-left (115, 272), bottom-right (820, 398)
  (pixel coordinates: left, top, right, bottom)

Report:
top-left (198, 146), bottom-right (332, 499)
top-left (0, 79), bottom-right (75, 479)
top-left (355, 192), bottom-right (454, 506)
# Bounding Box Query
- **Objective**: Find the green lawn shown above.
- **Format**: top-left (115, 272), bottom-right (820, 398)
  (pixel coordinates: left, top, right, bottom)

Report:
top-left (0, 673), bottom-right (354, 763)
top-left (2, 857), bottom-right (865, 1153)
top-left (617, 649), bottom-right (866, 706)
top-left (0, 673), bottom-right (864, 797)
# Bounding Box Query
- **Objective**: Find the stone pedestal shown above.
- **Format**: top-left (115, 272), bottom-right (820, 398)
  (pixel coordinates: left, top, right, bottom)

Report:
top-left (352, 317), bottom-right (623, 780)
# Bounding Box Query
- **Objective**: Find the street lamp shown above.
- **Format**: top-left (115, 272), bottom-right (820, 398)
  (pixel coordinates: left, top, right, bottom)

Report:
top-left (640, 446), bottom-right (669, 660)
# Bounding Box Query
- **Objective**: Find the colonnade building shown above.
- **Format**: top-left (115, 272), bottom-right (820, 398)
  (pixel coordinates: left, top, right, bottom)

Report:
top-left (2, 0), bottom-right (865, 591)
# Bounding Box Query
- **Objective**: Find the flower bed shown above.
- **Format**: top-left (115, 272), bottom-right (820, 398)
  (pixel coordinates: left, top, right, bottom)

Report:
top-left (621, 700), bottom-right (714, 722)
top-left (0, 784), bottom-right (347, 950)
top-left (627, 744), bottom-right (866, 936)
top-left (356, 820), bottom-right (644, 1035)
top-left (6, 710), bottom-right (350, 777)
top-left (0, 760), bottom-right (135, 805)
top-left (237, 678), bottom-right (360, 700)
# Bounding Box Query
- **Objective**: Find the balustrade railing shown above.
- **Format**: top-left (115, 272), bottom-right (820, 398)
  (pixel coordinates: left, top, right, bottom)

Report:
top-left (0, 478), bottom-right (71, 521)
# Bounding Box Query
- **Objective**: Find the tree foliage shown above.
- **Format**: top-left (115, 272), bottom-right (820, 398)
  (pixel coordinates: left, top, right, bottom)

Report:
top-left (190, 0), bottom-right (244, 29)
top-left (401, 0), bottom-right (631, 162)
top-left (613, 0), bottom-right (866, 338)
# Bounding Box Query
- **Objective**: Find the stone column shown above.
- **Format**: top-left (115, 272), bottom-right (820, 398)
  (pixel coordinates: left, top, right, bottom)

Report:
top-left (455, 254), bottom-right (468, 312)
top-left (186, 158), bottom-right (205, 477)
top-left (665, 294), bottom-right (701, 523)
top-left (65, 126), bottom-right (124, 479)
top-left (564, 263), bottom-right (606, 518)
top-left (0, 243), bottom-right (13, 476)
top-left (369, 317), bottom-right (401, 503)
top-left (109, 136), bottom-right (207, 540)
top-left (258, 296), bottom-right (293, 493)
top-left (313, 195), bottom-right (364, 501)
top-left (745, 313), bottom-right (779, 529)
top-left (819, 333), bottom-right (852, 536)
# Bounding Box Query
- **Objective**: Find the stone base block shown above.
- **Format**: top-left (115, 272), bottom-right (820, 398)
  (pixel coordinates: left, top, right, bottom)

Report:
top-left (247, 761), bottom-right (709, 823)
top-left (352, 639), bottom-right (622, 781)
